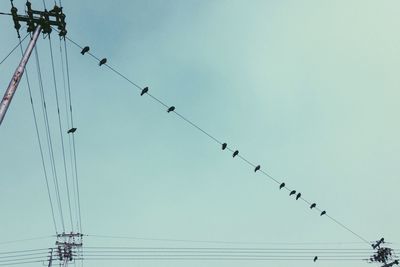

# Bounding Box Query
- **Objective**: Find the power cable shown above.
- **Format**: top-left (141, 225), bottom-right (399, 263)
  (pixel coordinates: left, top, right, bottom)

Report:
top-left (58, 36), bottom-right (80, 233)
top-left (48, 34), bottom-right (74, 231)
top-left (63, 33), bottom-right (372, 246)
top-left (0, 248), bottom-right (50, 255)
top-left (33, 44), bottom-right (65, 233)
top-left (0, 235), bottom-right (52, 245)
top-left (0, 33), bottom-right (29, 66)
top-left (17, 34), bottom-right (59, 235)
top-left (63, 37), bottom-right (82, 234)
top-left (85, 234), bottom-right (372, 246)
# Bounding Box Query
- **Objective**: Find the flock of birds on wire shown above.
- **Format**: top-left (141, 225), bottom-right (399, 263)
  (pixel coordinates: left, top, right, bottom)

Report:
top-left (78, 45), bottom-right (328, 216)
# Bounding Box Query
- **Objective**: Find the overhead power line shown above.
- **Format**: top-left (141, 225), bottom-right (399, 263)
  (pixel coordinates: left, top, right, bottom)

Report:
top-left (33, 44), bottom-right (66, 233)
top-left (48, 34), bottom-right (75, 232)
top-left (0, 235), bottom-right (52, 245)
top-left (0, 32), bottom-right (29, 66)
top-left (86, 234), bottom-right (373, 246)
top-left (17, 33), bottom-right (59, 235)
top-left (62, 33), bottom-right (372, 246)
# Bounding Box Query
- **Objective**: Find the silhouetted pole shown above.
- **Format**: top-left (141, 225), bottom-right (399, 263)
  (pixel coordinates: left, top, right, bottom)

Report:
top-left (0, 25), bottom-right (41, 126)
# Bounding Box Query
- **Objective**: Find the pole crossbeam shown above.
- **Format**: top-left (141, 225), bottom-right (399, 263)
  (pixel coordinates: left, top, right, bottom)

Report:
top-left (11, 1), bottom-right (67, 37)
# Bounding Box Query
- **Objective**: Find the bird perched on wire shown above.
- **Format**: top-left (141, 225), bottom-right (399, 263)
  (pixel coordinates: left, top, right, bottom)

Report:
top-left (67, 128), bottom-right (77, 134)
top-left (279, 183), bottom-right (285, 189)
top-left (254, 165), bottom-right (261, 172)
top-left (310, 203), bottom-right (317, 209)
top-left (232, 150), bottom-right (239, 158)
top-left (320, 210), bottom-right (326, 216)
top-left (313, 256), bottom-right (318, 262)
top-left (289, 190), bottom-right (296, 196)
top-left (296, 193), bottom-right (301, 200)
top-left (167, 106), bottom-right (175, 113)
top-left (99, 58), bottom-right (107, 66)
top-left (221, 143), bottom-right (227, 150)
top-left (140, 87), bottom-right (148, 96)
top-left (81, 46), bottom-right (90, 55)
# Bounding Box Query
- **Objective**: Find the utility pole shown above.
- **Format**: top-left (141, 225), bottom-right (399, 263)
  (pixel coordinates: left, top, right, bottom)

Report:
top-left (1, 3), bottom-right (80, 265)
top-left (0, 0), bottom-right (67, 126)
top-left (0, 25), bottom-right (41, 125)
top-left (56, 233), bottom-right (83, 267)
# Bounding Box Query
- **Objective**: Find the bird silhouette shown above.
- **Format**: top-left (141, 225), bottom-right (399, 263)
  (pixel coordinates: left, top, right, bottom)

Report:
top-left (81, 46), bottom-right (89, 55)
top-left (320, 210), bottom-right (326, 216)
top-left (313, 256), bottom-right (318, 262)
top-left (232, 150), bottom-right (239, 158)
top-left (289, 190), bottom-right (296, 196)
top-left (254, 165), bottom-right (261, 172)
top-left (67, 128), bottom-right (77, 134)
top-left (140, 87), bottom-right (148, 96)
top-left (296, 193), bottom-right (301, 200)
top-left (279, 183), bottom-right (285, 189)
top-left (167, 106), bottom-right (175, 113)
top-left (221, 143), bottom-right (227, 150)
top-left (99, 58), bottom-right (107, 66)
top-left (310, 203), bottom-right (317, 209)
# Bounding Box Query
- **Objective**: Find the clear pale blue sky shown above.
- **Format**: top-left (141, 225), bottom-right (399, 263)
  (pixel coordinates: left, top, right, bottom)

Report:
top-left (0, 1), bottom-right (399, 267)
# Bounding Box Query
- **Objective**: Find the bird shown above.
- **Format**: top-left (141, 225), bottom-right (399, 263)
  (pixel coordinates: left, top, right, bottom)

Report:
top-left (167, 106), bottom-right (175, 113)
top-left (310, 203), bottom-right (317, 209)
top-left (67, 128), bottom-right (77, 134)
top-left (99, 58), bottom-right (107, 66)
top-left (313, 256), bottom-right (318, 262)
top-left (140, 87), bottom-right (148, 96)
top-left (296, 193), bottom-right (301, 200)
top-left (320, 210), bottom-right (326, 216)
top-left (254, 165), bottom-right (261, 172)
top-left (289, 190), bottom-right (296, 196)
top-left (80, 46), bottom-right (89, 55)
top-left (232, 150), bottom-right (239, 158)
top-left (279, 183), bottom-right (285, 189)
top-left (221, 143), bottom-right (227, 150)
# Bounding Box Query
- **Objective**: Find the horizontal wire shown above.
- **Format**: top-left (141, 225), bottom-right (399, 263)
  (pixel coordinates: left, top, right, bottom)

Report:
top-left (81, 246), bottom-right (387, 251)
top-left (85, 234), bottom-right (372, 246)
top-left (75, 257), bottom-right (367, 261)
top-left (0, 236), bottom-right (53, 245)
top-left (0, 260), bottom-right (47, 266)
top-left (76, 250), bottom-right (384, 255)
top-left (0, 256), bottom-right (50, 263)
top-left (77, 254), bottom-right (369, 259)
top-left (0, 252), bottom-right (51, 259)
top-left (0, 248), bottom-right (51, 255)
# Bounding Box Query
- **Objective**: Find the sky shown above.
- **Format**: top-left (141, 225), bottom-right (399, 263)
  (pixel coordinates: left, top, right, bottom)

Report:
top-left (0, 0), bottom-right (399, 267)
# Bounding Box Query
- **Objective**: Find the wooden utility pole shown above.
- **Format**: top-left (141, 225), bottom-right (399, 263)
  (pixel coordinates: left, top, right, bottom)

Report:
top-left (0, 25), bottom-right (41, 125)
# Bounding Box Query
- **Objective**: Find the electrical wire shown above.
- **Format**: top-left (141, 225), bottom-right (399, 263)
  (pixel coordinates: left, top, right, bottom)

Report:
top-left (58, 36), bottom-right (80, 233)
top-left (0, 248), bottom-right (51, 255)
top-left (85, 234), bottom-right (372, 246)
top-left (73, 256), bottom-right (368, 261)
top-left (33, 44), bottom-right (66, 233)
top-left (0, 252), bottom-right (51, 260)
top-left (0, 235), bottom-right (52, 245)
top-left (17, 34), bottom-right (59, 235)
top-left (63, 37), bottom-right (82, 234)
top-left (63, 33), bottom-right (372, 246)
top-left (48, 34), bottom-right (74, 232)
top-left (0, 33), bottom-right (29, 66)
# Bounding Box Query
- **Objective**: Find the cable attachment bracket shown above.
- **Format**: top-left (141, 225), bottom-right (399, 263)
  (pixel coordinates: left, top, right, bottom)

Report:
top-left (10, 1), bottom-right (67, 37)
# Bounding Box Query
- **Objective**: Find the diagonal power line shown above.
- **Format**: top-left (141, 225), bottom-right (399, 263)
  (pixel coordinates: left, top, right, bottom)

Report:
top-left (62, 33), bottom-right (371, 246)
